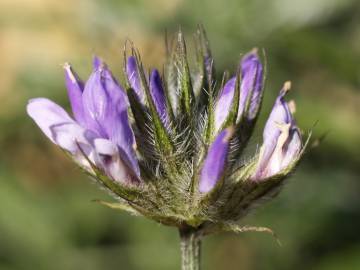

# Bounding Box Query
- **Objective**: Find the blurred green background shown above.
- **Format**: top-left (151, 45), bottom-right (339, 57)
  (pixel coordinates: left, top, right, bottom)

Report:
top-left (0, 0), bottom-right (359, 269)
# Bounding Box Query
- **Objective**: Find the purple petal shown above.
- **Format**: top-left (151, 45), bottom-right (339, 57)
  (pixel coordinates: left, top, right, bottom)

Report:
top-left (126, 56), bottom-right (144, 102)
top-left (150, 69), bottom-right (169, 125)
top-left (82, 63), bottom-right (139, 176)
top-left (50, 122), bottom-right (93, 153)
top-left (281, 127), bottom-right (302, 167)
top-left (27, 98), bottom-right (76, 145)
top-left (259, 83), bottom-right (292, 169)
top-left (214, 77), bottom-right (236, 131)
top-left (261, 123), bottom-right (301, 177)
top-left (27, 98), bottom-right (98, 169)
top-left (199, 127), bottom-right (233, 193)
top-left (101, 67), bottom-right (140, 177)
top-left (94, 138), bottom-right (139, 184)
top-left (82, 68), bottom-right (109, 137)
top-left (238, 50), bottom-right (263, 120)
top-left (64, 63), bottom-right (86, 126)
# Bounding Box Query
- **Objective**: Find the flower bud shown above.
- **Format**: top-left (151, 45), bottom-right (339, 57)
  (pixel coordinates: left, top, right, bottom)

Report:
top-left (213, 49), bottom-right (263, 132)
top-left (149, 69), bottom-right (169, 126)
top-left (238, 49), bottom-right (263, 121)
top-left (199, 127), bottom-right (234, 193)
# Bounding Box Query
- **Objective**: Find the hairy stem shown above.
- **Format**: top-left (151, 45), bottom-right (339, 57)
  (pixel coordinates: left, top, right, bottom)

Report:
top-left (179, 227), bottom-right (201, 270)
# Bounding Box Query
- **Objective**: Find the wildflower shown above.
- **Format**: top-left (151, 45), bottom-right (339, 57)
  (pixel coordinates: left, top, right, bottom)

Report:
top-left (28, 62), bottom-right (140, 184)
top-left (27, 25), bottom-right (308, 270)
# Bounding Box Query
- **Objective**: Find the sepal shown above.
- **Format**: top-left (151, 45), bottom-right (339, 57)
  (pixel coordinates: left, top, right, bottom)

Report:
top-left (175, 29), bottom-right (195, 122)
top-left (129, 51), bottom-right (174, 156)
top-left (164, 32), bottom-right (179, 116)
top-left (199, 222), bottom-right (280, 245)
top-left (203, 71), bottom-right (229, 144)
top-left (93, 199), bottom-right (140, 215)
top-left (193, 24), bottom-right (215, 106)
top-left (237, 48), bottom-right (265, 122)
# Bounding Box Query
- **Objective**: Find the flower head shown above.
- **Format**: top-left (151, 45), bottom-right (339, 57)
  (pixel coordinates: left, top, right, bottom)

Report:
top-left (27, 26), bottom-right (307, 232)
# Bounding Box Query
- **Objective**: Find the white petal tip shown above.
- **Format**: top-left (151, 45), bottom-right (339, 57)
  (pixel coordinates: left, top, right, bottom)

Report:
top-left (283, 81), bottom-right (291, 92)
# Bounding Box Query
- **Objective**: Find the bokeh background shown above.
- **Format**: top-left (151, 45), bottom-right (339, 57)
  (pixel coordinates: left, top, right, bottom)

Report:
top-left (1, 0), bottom-right (360, 269)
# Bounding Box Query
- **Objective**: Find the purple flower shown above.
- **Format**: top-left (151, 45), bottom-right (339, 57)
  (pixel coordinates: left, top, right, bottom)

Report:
top-left (214, 49), bottom-right (263, 132)
top-left (199, 127), bottom-right (234, 193)
top-left (27, 27), bottom-right (308, 233)
top-left (27, 62), bottom-right (140, 184)
top-left (253, 82), bottom-right (302, 180)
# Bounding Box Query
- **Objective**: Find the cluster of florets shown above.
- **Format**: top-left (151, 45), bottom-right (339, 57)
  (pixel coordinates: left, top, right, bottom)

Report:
top-left (27, 26), bottom-right (306, 233)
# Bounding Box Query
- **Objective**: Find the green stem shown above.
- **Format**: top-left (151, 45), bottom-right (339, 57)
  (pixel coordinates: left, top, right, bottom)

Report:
top-left (179, 227), bottom-right (201, 270)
